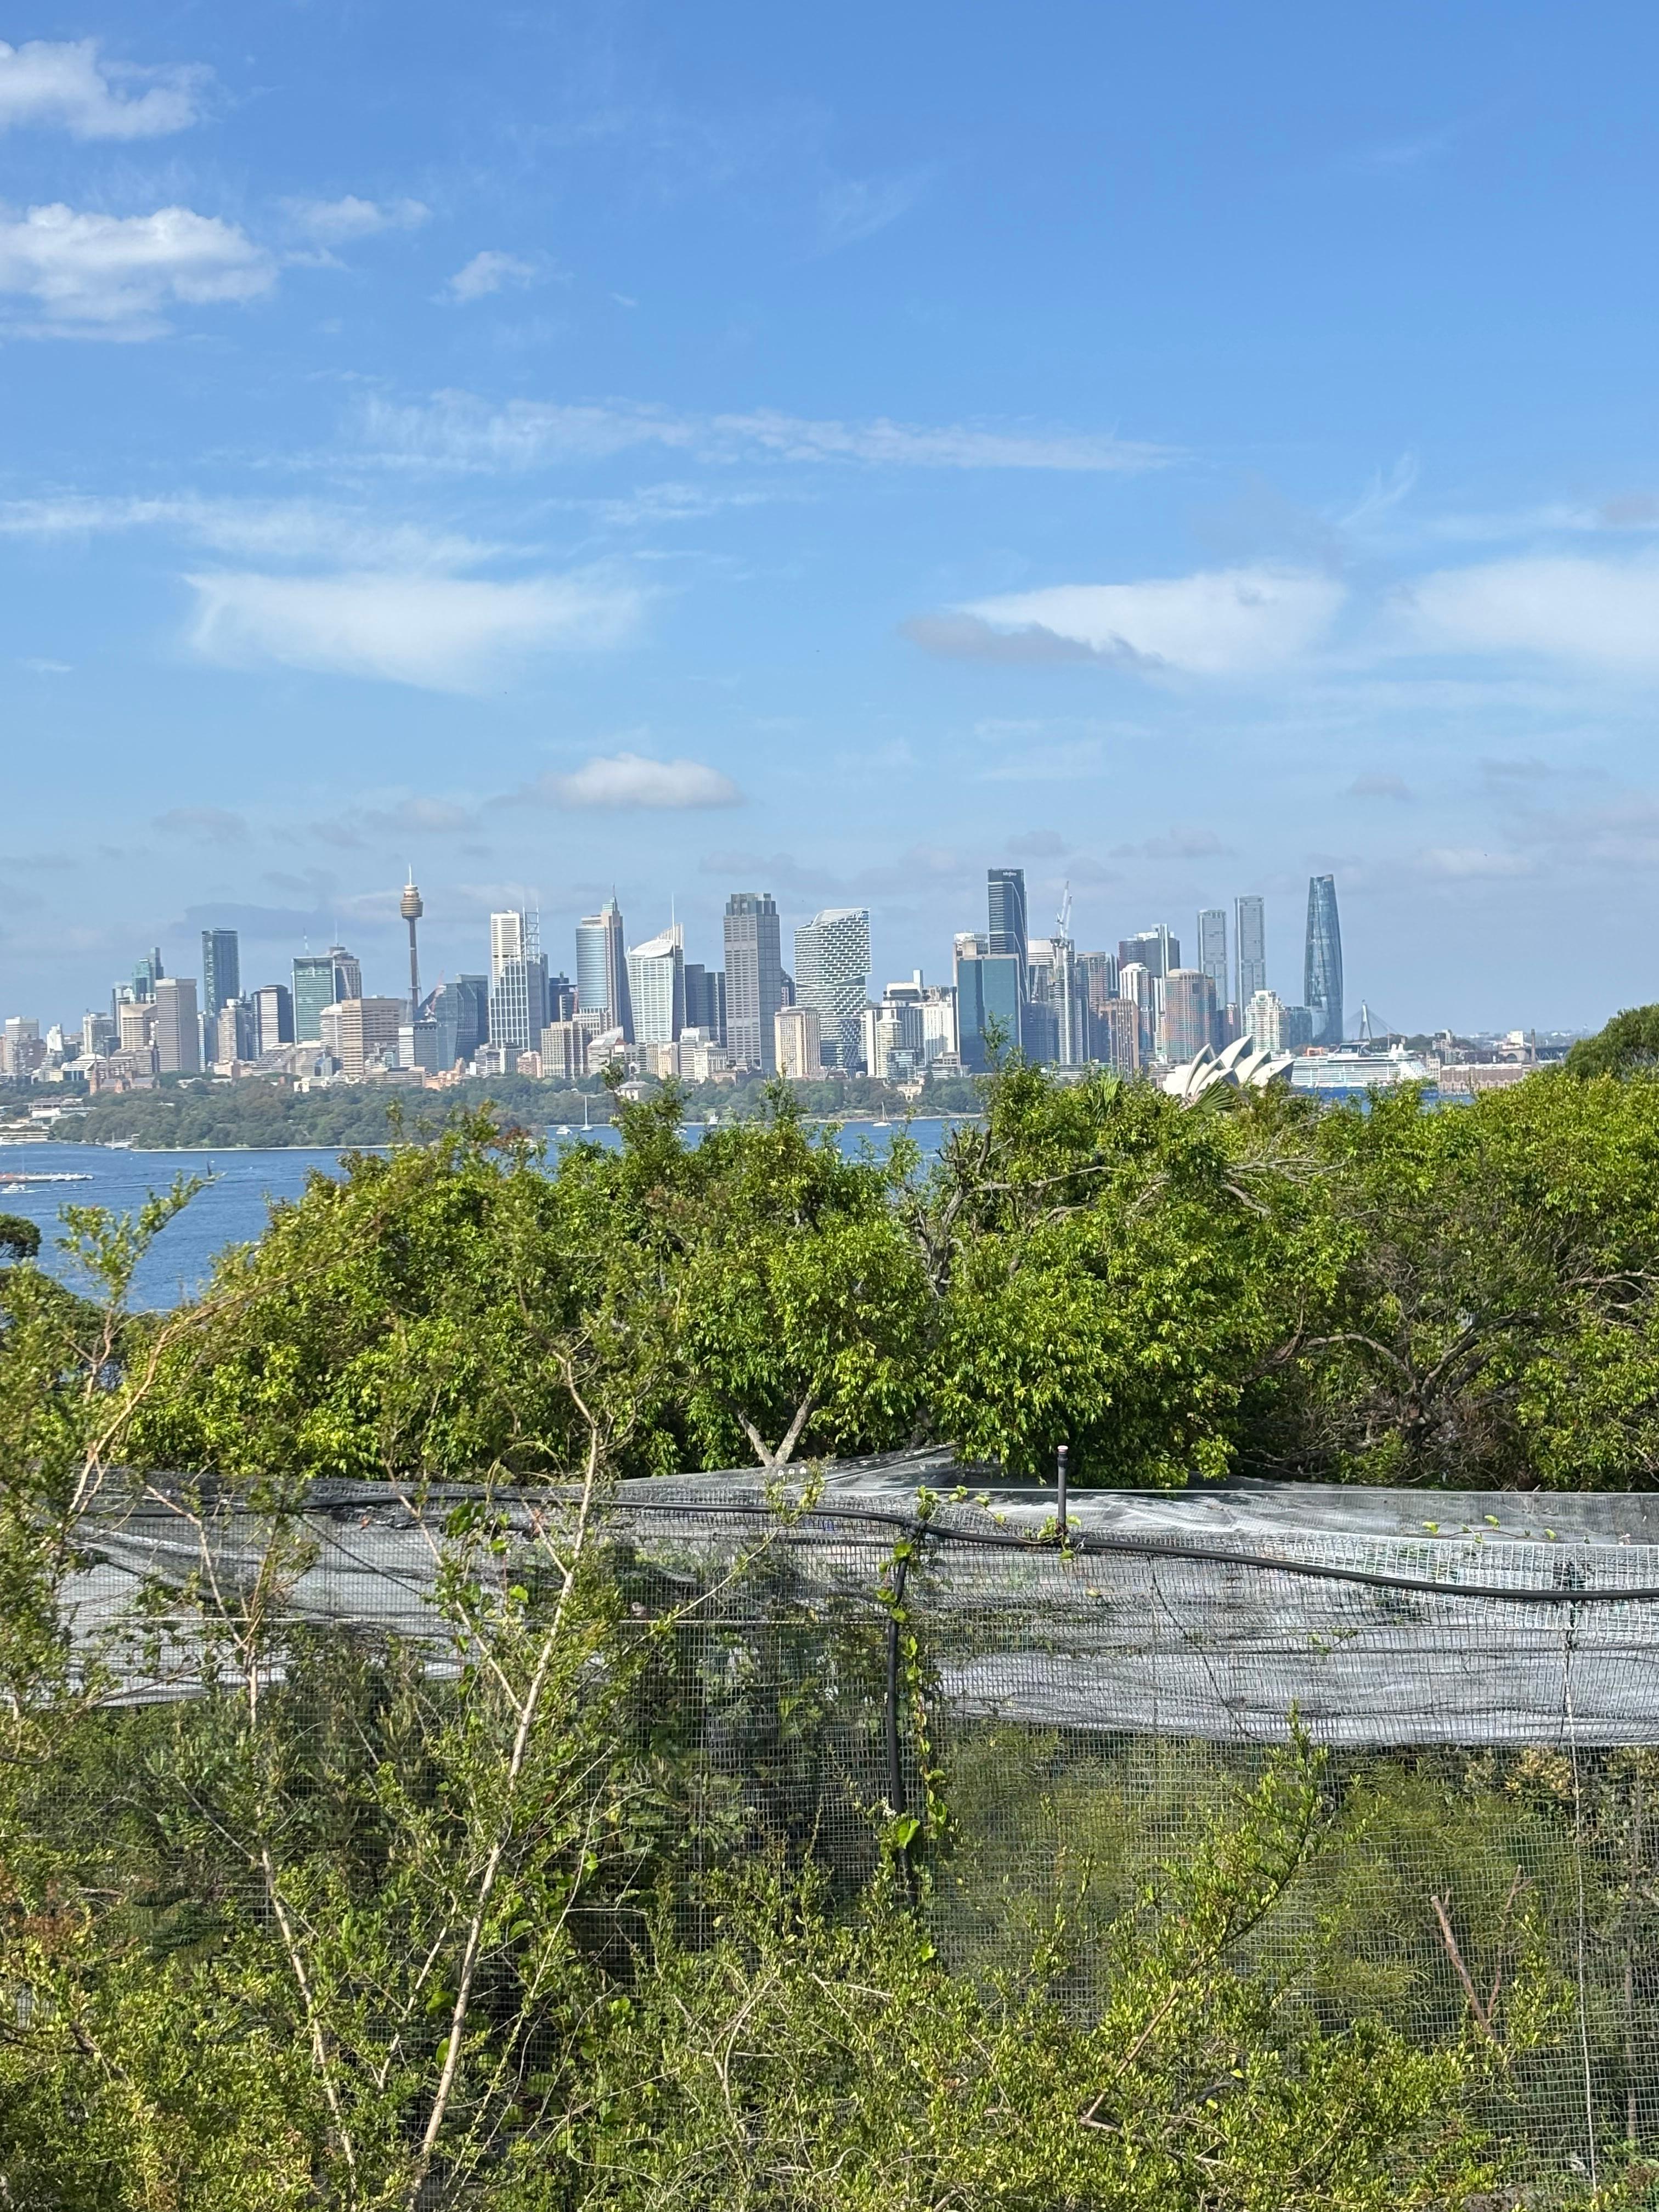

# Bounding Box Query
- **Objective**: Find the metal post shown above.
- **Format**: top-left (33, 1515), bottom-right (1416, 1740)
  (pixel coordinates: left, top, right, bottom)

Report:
top-left (884, 1551), bottom-right (910, 1821)
top-left (1056, 1442), bottom-right (1069, 1538)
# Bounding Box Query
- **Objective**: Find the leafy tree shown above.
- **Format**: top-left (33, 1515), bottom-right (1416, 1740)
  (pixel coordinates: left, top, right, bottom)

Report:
top-left (1566, 1006), bottom-right (1659, 1079)
top-left (0, 1211), bottom-right (40, 1261)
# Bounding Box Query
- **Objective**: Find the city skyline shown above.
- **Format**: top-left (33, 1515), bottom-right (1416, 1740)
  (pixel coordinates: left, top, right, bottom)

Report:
top-left (3, 6), bottom-right (1659, 1034)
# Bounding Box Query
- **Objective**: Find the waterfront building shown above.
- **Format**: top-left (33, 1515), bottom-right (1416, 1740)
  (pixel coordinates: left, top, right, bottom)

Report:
top-left (1235, 895), bottom-right (1267, 1006)
top-left (919, 982), bottom-right (959, 1065)
top-left (1246, 989), bottom-right (1287, 1051)
top-left (539, 1020), bottom-right (589, 1081)
top-left (153, 977), bottom-right (201, 1074)
top-left (1304, 874), bottom-right (1345, 1046)
top-left (862, 991), bottom-right (924, 1081)
top-left (724, 891), bottom-right (782, 1073)
top-left (626, 924), bottom-right (685, 1046)
top-left (1159, 969), bottom-right (1217, 1065)
top-left (954, 933), bottom-right (1022, 1070)
top-left (201, 929), bottom-right (240, 1024)
top-left (775, 1004), bottom-right (822, 1080)
top-left (793, 907), bottom-right (871, 1071)
top-left (575, 896), bottom-right (633, 1041)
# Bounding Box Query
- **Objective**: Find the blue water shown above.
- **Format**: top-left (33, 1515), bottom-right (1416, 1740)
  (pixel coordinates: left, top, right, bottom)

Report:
top-left (0, 1118), bottom-right (960, 1310)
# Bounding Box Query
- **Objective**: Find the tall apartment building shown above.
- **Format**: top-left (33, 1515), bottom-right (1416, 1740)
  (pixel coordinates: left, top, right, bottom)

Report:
top-left (1246, 990), bottom-right (1288, 1052)
top-left (626, 924), bottom-right (685, 1046)
top-left (1304, 875), bottom-right (1344, 1047)
top-left (724, 891), bottom-right (782, 1073)
top-left (1235, 895), bottom-right (1267, 1006)
top-left (1077, 951), bottom-right (1119, 1015)
top-left (575, 896), bottom-right (633, 1041)
top-left (1160, 969), bottom-right (1216, 1065)
top-left (793, 907), bottom-right (870, 1071)
top-left (153, 977), bottom-right (201, 1074)
top-left (774, 1005), bottom-right (822, 1080)
top-left (1093, 998), bottom-right (1142, 1076)
top-left (291, 946), bottom-right (360, 1045)
top-left (489, 910), bottom-right (526, 986)
top-left (1197, 909), bottom-right (1228, 1014)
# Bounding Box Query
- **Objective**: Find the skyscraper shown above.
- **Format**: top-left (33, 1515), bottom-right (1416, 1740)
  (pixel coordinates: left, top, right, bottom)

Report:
top-left (152, 977), bottom-right (201, 1075)
top-left (1197, 909), bottom-right (1228, 1011)
top-left (1235, 895), bottom-right (1267, 1006)
top-left (575, 896), bottom-right (633, 1041)
top-left (724, 891), bottom-right (783, 1072)
top-left (132, 948), bottom-right (163, 1002)
top-left (253, 985), bottom-right (294, 1054)
top-left (626, 924), bottom-right (685, 1046)
top-left (955, 933), bottom-right (1022, 1071)
top-left (292, 957), bottom-right (334, 1045)
top-left (201, 929), bottom-right (240, 1024)
top-left (987, 868), bottom-right (1029, 981)
top-left (1160, 970), bottom-right (1217, 1064)
top-left (1304, 874), bottom-right (1344, 1047)
top-left (489, 910), bottom-right (525, 986)
top-left (793, 907), bottom-right (871, 1071)
top-left (1118, 926), bottom-right (1180, 978)
top-left (424, 975), bottom-right (489, 1069)
top-left (683, 964), bottom-right (726, 1044)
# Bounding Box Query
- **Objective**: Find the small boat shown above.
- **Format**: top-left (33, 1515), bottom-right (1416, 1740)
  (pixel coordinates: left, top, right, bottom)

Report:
top-left (556, 1124), bottom-right (571, 1136)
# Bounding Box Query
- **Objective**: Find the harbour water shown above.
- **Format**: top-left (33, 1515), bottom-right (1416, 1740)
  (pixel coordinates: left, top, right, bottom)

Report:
top-left (0, 1119), bottom-right (960, 1310)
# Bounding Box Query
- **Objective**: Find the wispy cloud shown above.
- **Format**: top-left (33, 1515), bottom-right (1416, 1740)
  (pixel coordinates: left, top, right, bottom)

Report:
top-left (359, 388), bottom-right (1169, 475)
top-left (0, 204), bottom-right (272, 338)
top-left (1348, 773), bottom-right (1413, 802)
top-left (0, 38), bottom-right (207, 139)
top-left (1110, 826), bottom-right (1234, 860)
top-left (928, 566), bottom-right (1346, 678)
top-left (1396, 554), bottom-right (1659, 670)
top-left (816, 167), bottom-right (934, 251)
top-left (442, 251), bottom-right (549, 303)
top-left (0, 492), bottom-right (495, 569)
top-left (281, 195), bottom-right (429, 244)
top-left (185, 569), bottom-right (645, 691)
top-left (531, 752), bottom-right (742, 809)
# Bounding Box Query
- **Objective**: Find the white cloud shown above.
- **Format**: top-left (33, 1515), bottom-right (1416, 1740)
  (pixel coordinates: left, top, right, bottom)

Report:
top-left (0, 38), bottom-right (206, 139)
top-left (281, 195), bottom-right (429, 243)
top-left (154, 805), bottom-right (248, 844)
top-left (536, 753), bottom-right (742, 809)
top-left (0, 203), bottom-right (272, 337)
top-left (443, 250), bottom-right (544, 303)
top-left (0, 492), bottom-right (494, 569)
top-left (185, 570), bottom-right (645, 691)
top-left (360, 389), bottom-right (1168, 474)
top-left (952, 566), bottom-right (1346, 676)
top-left (1399, 555), bottom-right (1659, 670)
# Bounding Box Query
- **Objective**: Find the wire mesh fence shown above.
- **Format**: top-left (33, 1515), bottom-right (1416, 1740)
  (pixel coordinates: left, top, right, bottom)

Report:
top-left (54, 1458), bottom-right (1659, 2196)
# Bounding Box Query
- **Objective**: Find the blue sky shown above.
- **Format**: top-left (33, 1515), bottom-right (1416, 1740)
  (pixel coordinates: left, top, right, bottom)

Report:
top-left (4, 0), bottom-right (1659, 1032)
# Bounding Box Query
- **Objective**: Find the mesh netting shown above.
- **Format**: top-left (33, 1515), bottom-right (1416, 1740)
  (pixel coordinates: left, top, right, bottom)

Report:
top-left (58, 1455), bottom-right (1659, 2188)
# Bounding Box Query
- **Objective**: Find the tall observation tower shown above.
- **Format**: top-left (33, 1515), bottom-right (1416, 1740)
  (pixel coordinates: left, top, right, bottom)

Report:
top-left (400, 869), bottom-right (424, 1020)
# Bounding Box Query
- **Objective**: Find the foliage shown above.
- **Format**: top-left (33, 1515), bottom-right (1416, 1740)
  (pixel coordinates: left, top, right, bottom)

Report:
top-left (1566, 1005), bottom-right (1659, 1080)
top-left (0, 1211), bottom-right (40, 1260)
